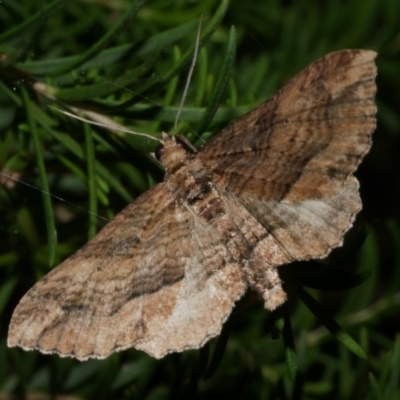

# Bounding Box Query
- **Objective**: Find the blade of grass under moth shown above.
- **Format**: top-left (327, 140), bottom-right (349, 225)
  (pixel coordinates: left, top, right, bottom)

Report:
top-left (84, 123), bottom-right (97, 240)
top-left (337, 344), bottom-right (352, 398)
top-left (49, 0), bottom-right (145, 77)
top-left (299, 268), bottom-right (371, 291)
top-left (383, 338), bottom-right (400, 400)
top-left (91, 354), bottom-right (121, 399)
top-left (63, 360), bottom-right (104, 390)
top-left (368, 372), bottom-right (384, 400)
top-left (196, 343), bottom-right (210, 379)
top-left (339, 229), bottom-right (379, 316)
top-left (283, 307), bottom-right (297, 383)
top-left (110, 357), bottom-right (154, 391)
top-left (203, 322), bottom-right (230, 380)
top-left (21, 86), bottom-right (57, 267)
top-left (385, 219), bottom-right (400, 296)
top-left (297, 287), bottom-right (367, 359)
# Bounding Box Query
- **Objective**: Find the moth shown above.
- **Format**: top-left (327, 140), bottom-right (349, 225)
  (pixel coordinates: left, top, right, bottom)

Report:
top-left (8, 49), bottom-right (377, 360)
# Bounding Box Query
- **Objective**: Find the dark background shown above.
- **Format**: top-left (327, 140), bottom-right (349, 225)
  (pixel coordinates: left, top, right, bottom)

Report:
top-left (1, 0), bottom-right (399, 398)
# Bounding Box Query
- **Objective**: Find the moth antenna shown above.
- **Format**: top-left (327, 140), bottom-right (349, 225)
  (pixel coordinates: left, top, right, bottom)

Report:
top-left (50, 106), bottom-right (162, 143)
top-left (33, 82), bottom-right (162, 143)
top-left (174, 16), bottom-right (203, 134)
top-left (177, 133), bottom-right (197, 153)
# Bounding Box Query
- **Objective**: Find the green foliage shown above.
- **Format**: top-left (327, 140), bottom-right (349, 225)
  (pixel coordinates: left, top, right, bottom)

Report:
top-left (1, 0), bottom-right (400, 398)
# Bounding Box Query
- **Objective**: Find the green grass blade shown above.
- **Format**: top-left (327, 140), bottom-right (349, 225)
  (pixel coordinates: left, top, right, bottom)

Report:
top-left (84, 124), bottom-right (97, 240)
top-left (383, 337), bottom-right (400, 400)
top-left (50, 0), bottom-right (145, 77)
top-left (136, 20), bottom-right (198, 56)
top-left (18, 43), bottom-right (133, 75)
top-left (203, 323), bottom-right (230, 380)
top-left (115, 0), bottom-right (230, 108)
top-left (38, 116), bottom-right (133, 203)
top-left (150, 45), bottom-right (181, 133)
top-left (95, 163), bottom-right (134, 203)
top-left (298, 288), bottom-right (367, 359)
top-left (196, 25), bottom-right (237, 135)
top-left (0, 0), bottom-right (65, 42)
top-left (163, 46), bottom-right (181, 107)
top-left (55, 47), bottom-right (161, 102)
top-left (283, 308), bottom-right (297, 382)
top-left (369, 372), bottom-right (384, 400)
top-left (21, 86), bottom-right (57, 266)
top-left (194, 47), bottom-right (208, 108)
top-left (0, 276), bottom-right (17, 316)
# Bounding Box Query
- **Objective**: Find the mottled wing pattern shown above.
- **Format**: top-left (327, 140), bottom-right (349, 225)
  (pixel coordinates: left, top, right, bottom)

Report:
top-left (8, 184), bottom-right (245, 359)
top-left (199, 50), bottom-right (377, 264)
top-left (8, 49), bottom-right (377, 360)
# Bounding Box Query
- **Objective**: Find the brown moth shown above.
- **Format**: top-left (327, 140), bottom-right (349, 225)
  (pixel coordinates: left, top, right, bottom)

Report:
top-left (8, 49), bottom-right (377, 360)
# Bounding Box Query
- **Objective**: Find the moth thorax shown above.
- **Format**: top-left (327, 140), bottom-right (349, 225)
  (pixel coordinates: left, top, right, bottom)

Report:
top-left (161, 142), bottom-right (188, 173)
